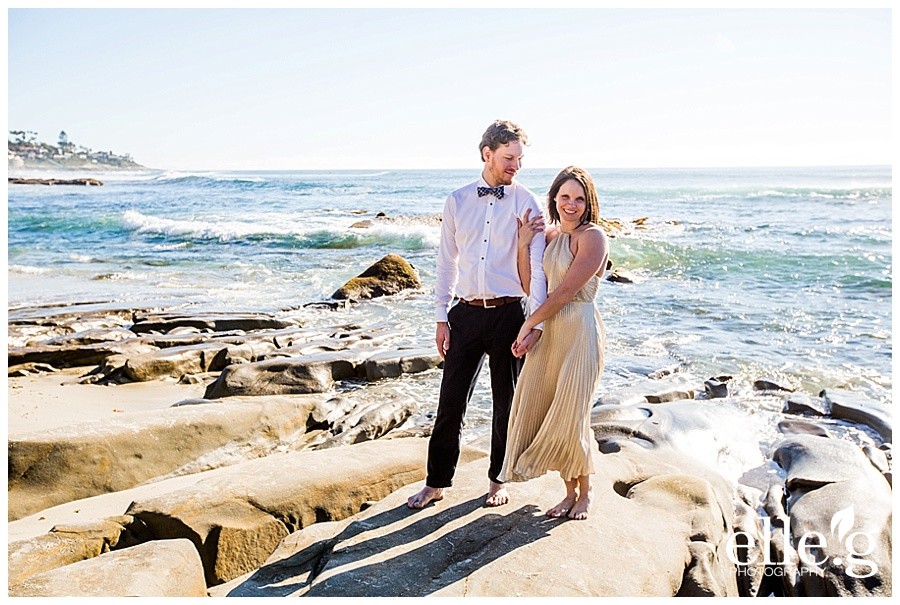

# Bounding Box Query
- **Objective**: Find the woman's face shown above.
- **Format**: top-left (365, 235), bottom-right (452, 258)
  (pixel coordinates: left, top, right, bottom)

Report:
top-left (555, 179), bottom-right (587, 223)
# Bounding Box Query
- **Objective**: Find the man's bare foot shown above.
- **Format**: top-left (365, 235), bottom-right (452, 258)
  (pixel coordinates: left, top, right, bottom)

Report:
top-left (546, 494), bottom-right (577, 518)
top-left (407, 485), bottom-right (444, 509)
top-left (485, 481), bottom-right (509, 507)
top-left (567, 490), bottom-right (592, 520)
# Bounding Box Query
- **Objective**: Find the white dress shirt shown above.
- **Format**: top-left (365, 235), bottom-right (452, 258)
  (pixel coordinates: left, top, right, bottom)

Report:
top-left (435, 176), bottom-right (548, 326)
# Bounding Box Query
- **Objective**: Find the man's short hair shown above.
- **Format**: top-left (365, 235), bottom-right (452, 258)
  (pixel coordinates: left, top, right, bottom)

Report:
top-left (479, 120), bottom-right (529, 162)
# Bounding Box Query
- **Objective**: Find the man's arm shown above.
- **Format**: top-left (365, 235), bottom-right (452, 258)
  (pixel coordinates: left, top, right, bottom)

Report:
top-left (435, 195), bottom-right (458, 357)
top-left (526, 197), bottom-right (548, 330)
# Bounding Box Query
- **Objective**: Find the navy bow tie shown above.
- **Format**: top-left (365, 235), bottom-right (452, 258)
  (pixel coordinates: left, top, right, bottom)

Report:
top-left (477, 185), bottom-right (505, 199)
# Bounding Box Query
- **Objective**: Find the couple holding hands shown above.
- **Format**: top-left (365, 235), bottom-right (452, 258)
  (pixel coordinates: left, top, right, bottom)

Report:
top-left (408, 119), bottom-right (608, 521)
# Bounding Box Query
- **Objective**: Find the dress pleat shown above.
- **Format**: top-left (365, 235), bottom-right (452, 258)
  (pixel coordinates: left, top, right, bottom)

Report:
top-left (499, 233), bottom-right (606, 483)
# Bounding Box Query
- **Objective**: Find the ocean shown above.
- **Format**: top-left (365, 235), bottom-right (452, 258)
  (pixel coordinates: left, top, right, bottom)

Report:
top-left (6, 166), bottom-right (893, 427)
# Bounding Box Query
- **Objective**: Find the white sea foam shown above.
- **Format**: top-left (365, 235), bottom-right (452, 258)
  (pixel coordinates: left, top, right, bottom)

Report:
top-left (120, 209), bottom-right (440, 248)
top-left (8, 264), bottom-right (50, 274)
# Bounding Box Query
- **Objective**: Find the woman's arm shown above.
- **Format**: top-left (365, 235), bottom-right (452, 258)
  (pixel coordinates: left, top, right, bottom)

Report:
top-left (519, 227), bottom-right (607, 333)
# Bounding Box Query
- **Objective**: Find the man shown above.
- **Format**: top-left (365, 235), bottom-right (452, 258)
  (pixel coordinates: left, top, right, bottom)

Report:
top-left (408, 119), bottom-right (547, 509)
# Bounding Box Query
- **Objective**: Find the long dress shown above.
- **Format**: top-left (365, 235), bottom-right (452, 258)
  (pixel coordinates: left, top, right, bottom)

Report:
top-left (499, 232), bottom-right (606, 482)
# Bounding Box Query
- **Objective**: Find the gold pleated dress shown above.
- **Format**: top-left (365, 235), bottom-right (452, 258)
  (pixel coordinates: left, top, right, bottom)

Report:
top-left (499, 232), bottom-right (606, 482)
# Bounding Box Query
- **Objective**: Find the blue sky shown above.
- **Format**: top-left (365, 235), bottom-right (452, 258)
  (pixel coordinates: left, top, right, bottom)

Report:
top-left (6, 6), bottom-right (893, 170)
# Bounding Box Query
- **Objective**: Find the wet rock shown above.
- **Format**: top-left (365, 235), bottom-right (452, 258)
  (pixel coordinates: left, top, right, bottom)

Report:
top-left (126, 438), bottom-right (483, 586)
top-left (130, 312), bottom-right (298, 335)
top-left (777, 418), bottom-right (831, 438)
top-left (302, 300), bottom-right (353, 310)
top-left (703, 378), bottom-right (729, 399)
top-left (607, 269), bottom-right (637, 283)
top-left (772, 434), bottom-right (892, 596)
top-left (783, 393), bottom-right (829, 417)
top-left (8, 538), bottom-right (206, 597)
top-left (595, 376), bottom-right (696, 407)
top-left (645, 387), bottom-right (695, 403)
top-left (331, 254), bottom-right (422, 300)
top-left (591, 400), bottom-right (769, 485)
top-left (8, 395), bottom-right (327, 521)
top-left (753, 378), bottom-right (793, 393)
top-left (820, 389), bottom-right (891, 444)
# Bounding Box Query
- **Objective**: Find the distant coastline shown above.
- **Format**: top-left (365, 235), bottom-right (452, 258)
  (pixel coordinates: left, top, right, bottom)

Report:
top-left (8, 130), bottom-right (146, 171)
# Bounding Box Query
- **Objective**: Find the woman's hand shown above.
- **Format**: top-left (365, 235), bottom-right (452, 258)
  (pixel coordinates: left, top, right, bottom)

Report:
top-left (516, 208), bottom-right (544, 249)
top-left (511, 327), bottom-right (542, 358)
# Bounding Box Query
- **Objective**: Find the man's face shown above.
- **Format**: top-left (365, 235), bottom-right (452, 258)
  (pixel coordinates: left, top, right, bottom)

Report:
top-left (482, 140), bottom-right (524, 186)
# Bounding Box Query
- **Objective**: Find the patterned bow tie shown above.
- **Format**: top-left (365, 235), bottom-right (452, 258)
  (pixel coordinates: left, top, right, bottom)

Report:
top-left (477, 185), bottom-right (505, 199)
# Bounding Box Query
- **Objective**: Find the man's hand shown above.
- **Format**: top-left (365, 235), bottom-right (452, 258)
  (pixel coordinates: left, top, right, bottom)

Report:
top-left (436, 322), bottom-right (450, 358)
top-left (511, 328), bottom-right (542, 358)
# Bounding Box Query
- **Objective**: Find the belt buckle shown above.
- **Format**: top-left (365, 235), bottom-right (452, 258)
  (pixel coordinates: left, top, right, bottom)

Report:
top-left (482, 297), bottom-right (496, 309)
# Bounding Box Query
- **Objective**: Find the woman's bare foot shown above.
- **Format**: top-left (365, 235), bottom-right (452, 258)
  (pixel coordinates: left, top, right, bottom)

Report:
top-left (568, 489), bottom-right (592, 520)
top-left (546, 493), bottom-right (577, 518)
top-left (407, 486), bottom-right (444, 509)
top-left (485, 481), bottom-right (509, 507)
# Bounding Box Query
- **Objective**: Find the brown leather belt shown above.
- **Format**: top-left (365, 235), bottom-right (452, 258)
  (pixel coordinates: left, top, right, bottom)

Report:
top-left (458, 296), bottom-right (522, 308)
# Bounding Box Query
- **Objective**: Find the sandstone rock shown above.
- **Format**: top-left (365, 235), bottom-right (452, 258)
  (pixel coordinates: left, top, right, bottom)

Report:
top-left (122, 342), bottom-right (222, 381)
top-left (7, 362), bottom-right (57, 376)
top-left (331, 254), bottom-right (421, 300)
top-left (363, 348), bottom-right (442, 381)
top-left (314, 395), bottom-right (416, 449)
top-left (8, 516), bottom-right (137, 585)
top-left (8, 339), bottom-right (158, 369)
top-left (203, 352), bottom-right (367, 398)
top-left (8, 395), bottom-right (326, 521)
top-left (209, 520), bottom-right (351, 597)
top-left (8, 539), bottom-right (206, 597)
top-left (289, 446), bottom-right (738, 597)
top-left (126, 438), bottom-right (483, 586)
top-left (39, 327), bottom-right (138, 346)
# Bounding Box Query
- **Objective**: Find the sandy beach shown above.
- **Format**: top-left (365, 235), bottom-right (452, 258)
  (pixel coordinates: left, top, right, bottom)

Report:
top-left (8, 368), bottom-right (201, 435)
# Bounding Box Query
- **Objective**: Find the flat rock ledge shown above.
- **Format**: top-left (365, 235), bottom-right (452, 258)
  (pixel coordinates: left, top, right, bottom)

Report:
top-left (9, 538), bottom-right (206, 597)
top-left (8, 438), bottom-right (486, 590)
top-left (9, 390), bottom-right (420, 521)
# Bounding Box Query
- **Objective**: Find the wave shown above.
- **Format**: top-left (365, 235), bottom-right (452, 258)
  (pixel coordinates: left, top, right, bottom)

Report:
top-left (120, 210), bottom-right (439, 250)
top-left (8, 264), bottom-right (50, 275)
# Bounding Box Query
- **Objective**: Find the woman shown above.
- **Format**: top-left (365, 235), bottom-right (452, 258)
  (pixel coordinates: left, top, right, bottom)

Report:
top-left (498, 166), bottom-right (608, 520)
